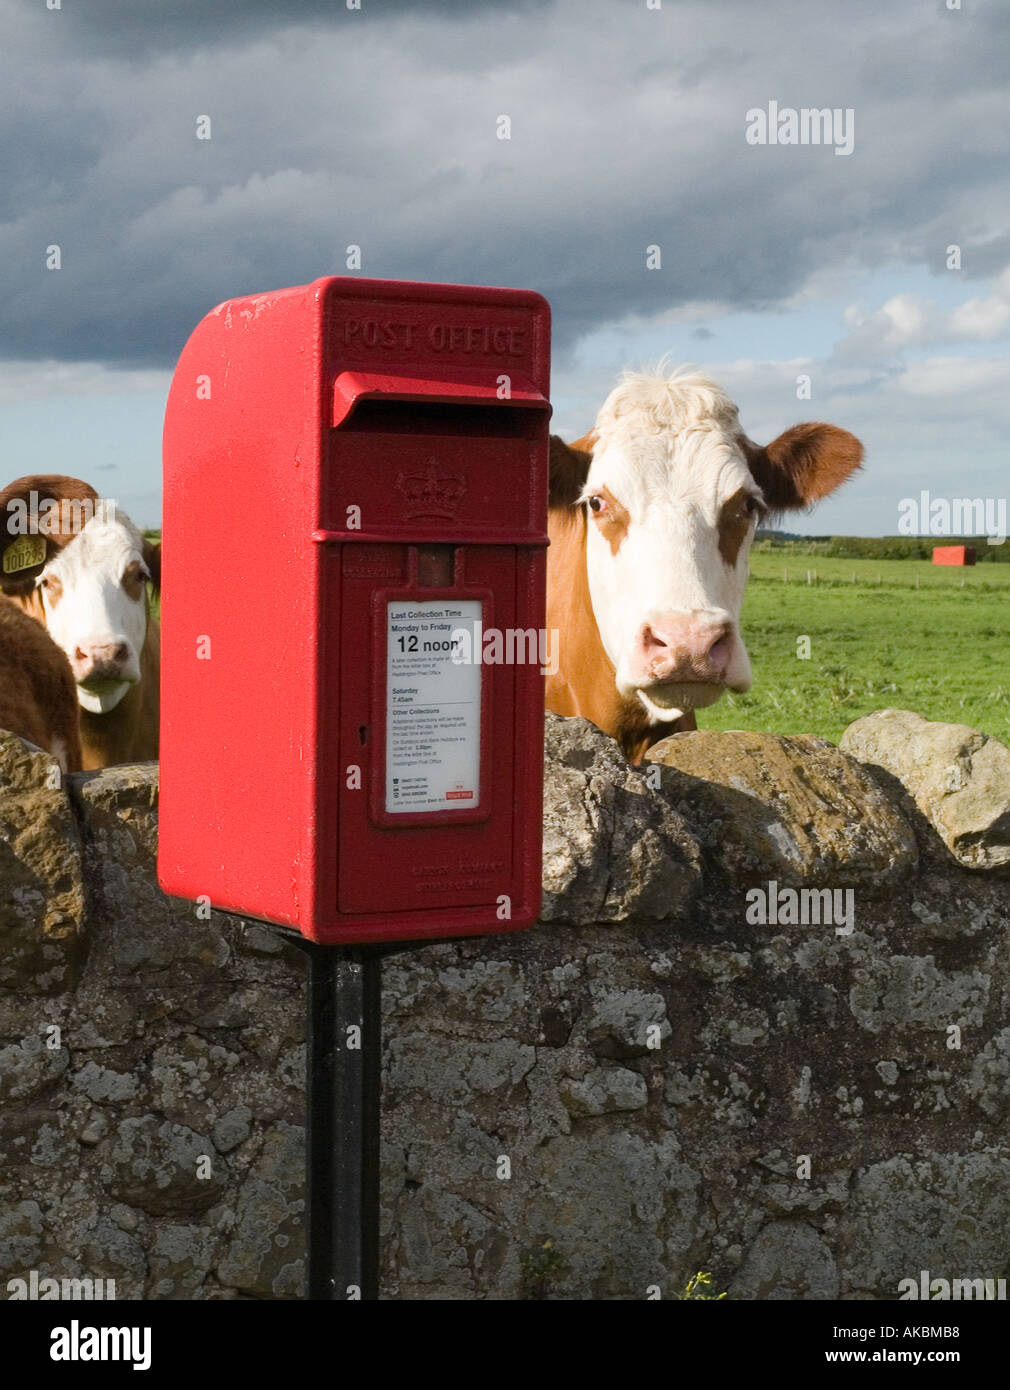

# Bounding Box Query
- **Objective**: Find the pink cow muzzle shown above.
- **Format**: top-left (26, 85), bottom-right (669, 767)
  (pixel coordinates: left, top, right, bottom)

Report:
top-left (631, 614), bottom-right (733, 686)
top-left (72, 640), bottom-right (134, 687)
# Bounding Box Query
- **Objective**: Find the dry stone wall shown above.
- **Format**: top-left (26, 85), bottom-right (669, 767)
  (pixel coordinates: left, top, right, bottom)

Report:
top-left (1, 710), bottom-right (1008, 1300)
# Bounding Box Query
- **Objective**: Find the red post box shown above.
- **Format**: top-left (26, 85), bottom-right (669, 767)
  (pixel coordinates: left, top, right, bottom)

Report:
top-left (158, 276), bottom-right (551, 944)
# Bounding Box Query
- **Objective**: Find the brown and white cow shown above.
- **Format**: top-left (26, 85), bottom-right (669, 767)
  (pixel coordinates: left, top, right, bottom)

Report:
top-left (0, 596), bottom-right (83, 772)
top-left (0, 476), bottom-right (161, 770)
top-left (547, 368), bottom-right (863, 761)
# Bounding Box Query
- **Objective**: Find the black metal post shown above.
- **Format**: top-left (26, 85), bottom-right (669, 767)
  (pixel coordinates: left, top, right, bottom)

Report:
top-left (303, 943), bottom-right (382, 1300)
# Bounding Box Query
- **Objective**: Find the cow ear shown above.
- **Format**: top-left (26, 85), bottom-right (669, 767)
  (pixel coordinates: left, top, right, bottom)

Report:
top-left (549, 434), bottom-right (594, 509)
top-left (142, 538), bottom-right (162, 592)
top-left (745, 423), bottom-right (863, 512)
top-left (0, 498), bottom-right (53, 598)
top-left (0, 474), bottom-right (101, 595)
top-left (0, 554), bottom-right (47, 598)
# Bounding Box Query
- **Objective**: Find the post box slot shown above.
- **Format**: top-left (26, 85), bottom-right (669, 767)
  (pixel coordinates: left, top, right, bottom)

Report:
top-left (333, 399), bottom-right (536, 437)
top-left (333, 370), bottom-right (549, 429)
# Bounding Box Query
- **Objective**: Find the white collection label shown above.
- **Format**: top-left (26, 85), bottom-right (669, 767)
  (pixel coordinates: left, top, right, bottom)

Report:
top-left (385, 599), bottom-right (483, 814)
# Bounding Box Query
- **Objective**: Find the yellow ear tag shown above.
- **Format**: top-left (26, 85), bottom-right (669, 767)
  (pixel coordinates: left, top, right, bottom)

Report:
top-left (3, 535), bottom-right (47, 575)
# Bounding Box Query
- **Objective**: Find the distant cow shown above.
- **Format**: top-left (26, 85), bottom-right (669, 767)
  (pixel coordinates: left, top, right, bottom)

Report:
top-left (0, 596), bottom-right (82, 773)
top-left (0, 476), bottom-right (161, 770)
top-left (547, 368), bottom-right (863, 761)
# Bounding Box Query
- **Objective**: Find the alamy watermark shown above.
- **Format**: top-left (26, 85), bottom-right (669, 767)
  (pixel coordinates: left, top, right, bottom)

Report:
top-left (898, 1270), bottom-right (1006, 1300)
top-left (745, 879), bottom-right (854, 936)
top-left (7, 1271), bottom-right (115, 1300)
top-left (50, 1320), bottom-right (151, 1371)
top-left (898, 491), bottom-right (1006, 546)
top-left (4, 492), bottom-right (116, 535)
top-left (2, 493), bottom-right (115, 576)
top-left (745, 101), bottom-right (854, 157)
top-left (450, 623), bottom-right (559, 676)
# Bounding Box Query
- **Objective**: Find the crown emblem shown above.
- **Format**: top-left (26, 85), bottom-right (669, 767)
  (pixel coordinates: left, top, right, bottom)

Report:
top-left (395, 461), bottom-right (466, 519)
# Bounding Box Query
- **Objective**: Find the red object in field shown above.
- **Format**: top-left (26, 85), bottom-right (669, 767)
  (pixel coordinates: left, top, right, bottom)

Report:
top-left (158, 276), bottom-right (551, 944)
top-left (932, 545), bottom-right (977, 566)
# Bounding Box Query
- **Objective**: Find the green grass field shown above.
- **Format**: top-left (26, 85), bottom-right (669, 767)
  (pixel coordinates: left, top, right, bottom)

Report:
top-left (701, 552), bottom-right (1010, 745)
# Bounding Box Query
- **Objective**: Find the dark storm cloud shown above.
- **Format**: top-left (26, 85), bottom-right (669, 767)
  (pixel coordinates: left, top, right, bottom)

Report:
top-left (2, 0), bottom-right (1007, 369)
top-left (45, 0), bottom-right (553, 58)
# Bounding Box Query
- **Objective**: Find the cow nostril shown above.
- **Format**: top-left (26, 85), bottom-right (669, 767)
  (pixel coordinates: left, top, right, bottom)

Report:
top-left (707, 633), bottom-right (732, 667)
top-left (114, 644), bottom-right (129, 664)
top-left (642, 624), bottom-right (669, 652)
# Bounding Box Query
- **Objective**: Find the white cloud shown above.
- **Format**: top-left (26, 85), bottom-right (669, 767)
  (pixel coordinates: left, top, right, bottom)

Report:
top-left (0, 360), bottom-right (170, 408)
top-left (893, 354), bottom-right (1010, 402)
top-left (947, 295), bottom-right (1010, 341)
top-left (836, 267), bottom-right (1010, 359)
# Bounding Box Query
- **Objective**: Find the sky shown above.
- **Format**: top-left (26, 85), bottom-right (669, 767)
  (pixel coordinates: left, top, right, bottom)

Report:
top-left (1, 0), bottom-right (1007, 533)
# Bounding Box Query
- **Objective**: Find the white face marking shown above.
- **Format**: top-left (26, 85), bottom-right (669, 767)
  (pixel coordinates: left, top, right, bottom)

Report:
top-left (37, 513), bottom-right (150, 715)
top-left (582, 371), bottom-right (764, 721)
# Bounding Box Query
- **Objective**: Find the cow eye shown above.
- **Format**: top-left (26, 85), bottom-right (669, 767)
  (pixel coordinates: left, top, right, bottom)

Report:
top-left (743, 495), bottom-right (764, 519)
top-left (122, 561), bottom-right (148, 595)
top-left (587, 495), bottom-right (607, 515)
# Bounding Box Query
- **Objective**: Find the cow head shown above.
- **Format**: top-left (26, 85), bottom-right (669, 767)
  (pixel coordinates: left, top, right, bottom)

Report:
top-left (0, 476), bottom-right (161, 715)
top-left (555, 369), bottom-right (862, 724)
